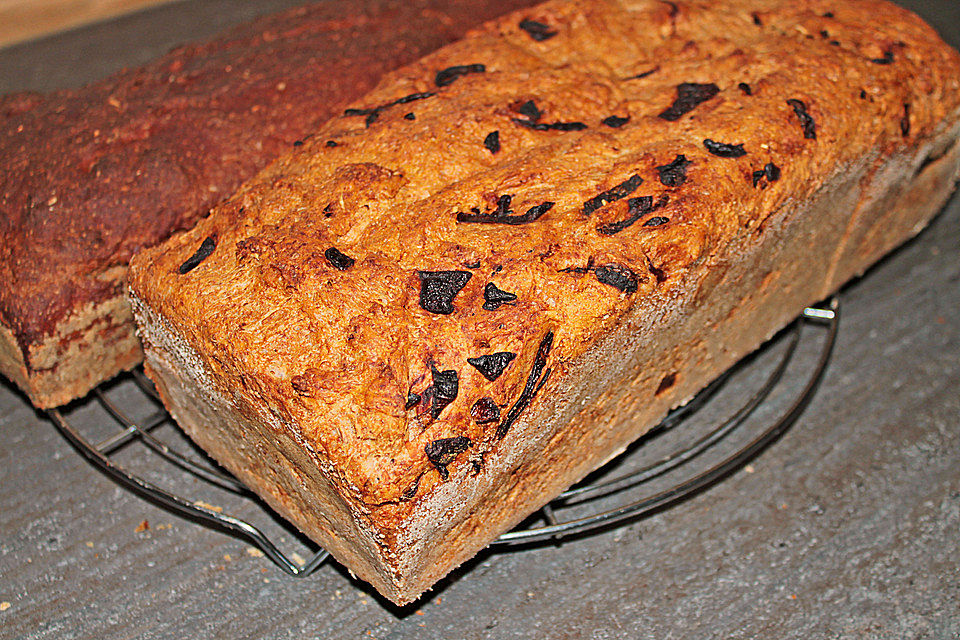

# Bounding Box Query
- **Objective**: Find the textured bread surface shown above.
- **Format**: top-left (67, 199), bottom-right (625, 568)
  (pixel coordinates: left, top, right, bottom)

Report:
top-left (0, 0), bottom-right (538, 408)
top-left (128, 0), bottom-right (960, 603)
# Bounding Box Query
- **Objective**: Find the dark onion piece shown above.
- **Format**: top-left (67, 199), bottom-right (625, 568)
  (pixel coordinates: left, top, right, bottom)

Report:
top-left (596, 194), bottom-right (669, 235)
top-left (483, 283), bottom-right (518, 311)
top-left (483, 130), bottom-right (501, 154)
top-left (786, 98), bottom-right (817, 139)
top-left (457, 198), bottom-right (554, 225)
top-left (496, 331), bottom-right (554, 439)
top-left (594, 264), bottom-right (639, 293)
top-left (518, 19), bottom-right (557, 41)
top-left (512, 118), bottom-right (587, 132)
top-left (703, 138), bottom-right (747, 157)
top-left (583, 174), bottom-right (644, 215)
top-left (601, 115), bottom-right (630, 128)
top-left (658, 83), bottom-right (720, 121)
top-left (467, 352), bottom-right (517, 381)
top-left (435, 64), bottom-right (486, 87)
top-left (178, 236), bottom-right (216, 274)
top-left (324, 247), bottom-right (355, 271)
top-left (417, 270), bottom-right (472, 315)
top-left (471, 398), bottom-right (501, 424)
top-left (425, 436), bottom-right (471, 480)
top-left (656, 155), bottom-right (691, 187)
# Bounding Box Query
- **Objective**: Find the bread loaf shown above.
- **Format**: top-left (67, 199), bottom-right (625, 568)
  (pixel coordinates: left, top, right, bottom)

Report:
top-left (0, 0), bottom-right (537, 408)
top-left (127, 0), bottom-right (960, 604)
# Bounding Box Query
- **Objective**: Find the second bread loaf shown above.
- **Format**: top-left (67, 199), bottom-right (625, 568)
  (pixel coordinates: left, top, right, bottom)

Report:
top-left (0, 0), bottom-right (538, 408)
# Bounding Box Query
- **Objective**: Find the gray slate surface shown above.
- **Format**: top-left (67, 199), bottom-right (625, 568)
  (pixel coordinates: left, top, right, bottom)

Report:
top-left (1, 1), bottom-right (958, 638)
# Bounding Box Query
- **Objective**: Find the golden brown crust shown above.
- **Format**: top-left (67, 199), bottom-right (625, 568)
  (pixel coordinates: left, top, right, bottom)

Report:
top-left (129, 0), bottom-right (960, 602)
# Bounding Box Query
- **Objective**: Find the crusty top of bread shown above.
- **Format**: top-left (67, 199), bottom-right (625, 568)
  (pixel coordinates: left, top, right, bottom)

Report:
top-left (129, 0), bottom-right (960, 510)
top-left (0, 0), bottom-right (537, 357)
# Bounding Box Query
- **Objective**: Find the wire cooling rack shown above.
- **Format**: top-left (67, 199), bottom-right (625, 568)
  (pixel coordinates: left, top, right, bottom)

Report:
top-left (47, 298), bottom-right (839, 576)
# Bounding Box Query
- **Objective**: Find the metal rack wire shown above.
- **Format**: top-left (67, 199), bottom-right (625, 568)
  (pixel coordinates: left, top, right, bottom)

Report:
top-left (47, 298), bottom-right (839, 575)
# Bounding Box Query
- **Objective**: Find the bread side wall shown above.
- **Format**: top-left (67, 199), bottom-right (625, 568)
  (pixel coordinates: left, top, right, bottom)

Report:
top-left (129, 292), bottom-right (401, 597)
top-left (0, 322), bottom-right (29, 400)
top-left (0, 292), bottom-right (141, 408)
top-left (826, 116), bottom-right (960, 294)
